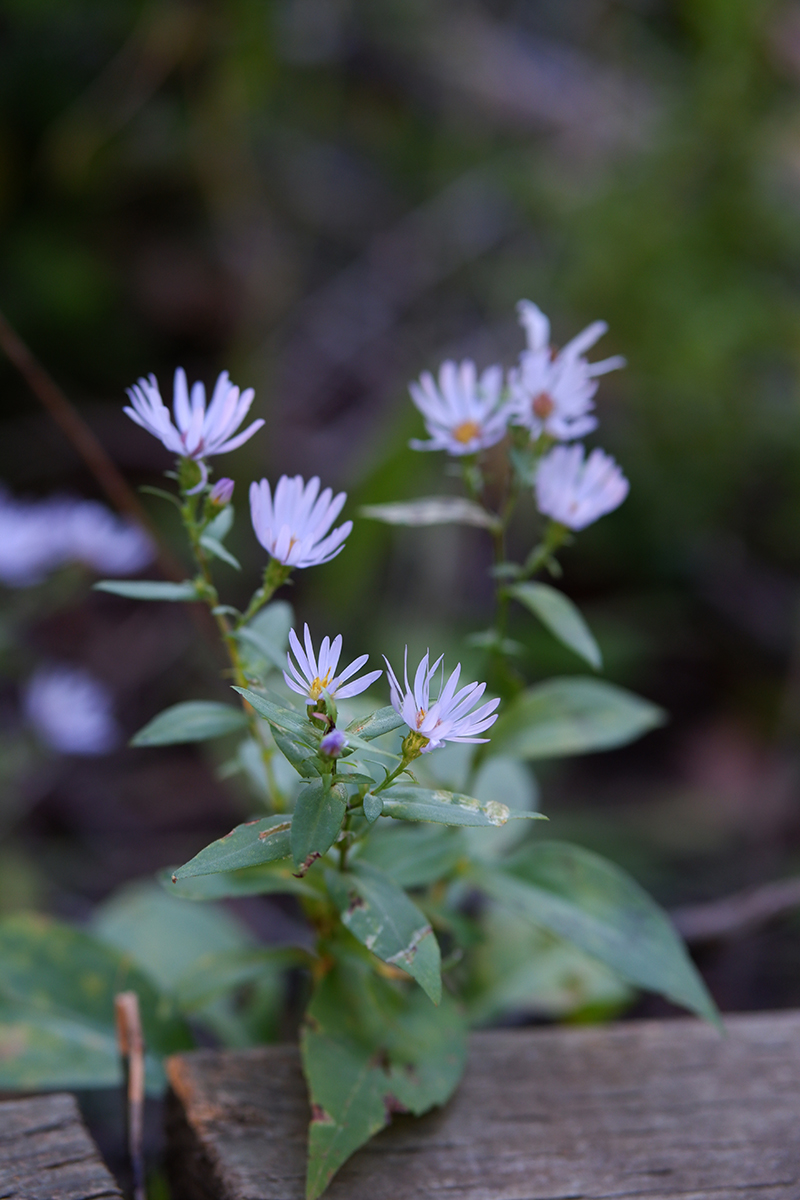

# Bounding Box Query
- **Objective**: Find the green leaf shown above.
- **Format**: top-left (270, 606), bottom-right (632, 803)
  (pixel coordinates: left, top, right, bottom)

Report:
top-left (94, 580), bottom-right (200, 601)
top-left (199, 534), bottom-right (241, 570)
top-left (234, 602), bottom-right (294, 677)
top-left (234, 687), bottom-right (320, 745)
top-left (131, 701), bottom-right (249, 746)
top-left (271, 727), bottom-right (322, 777)
top-left (291, 779), bottom-right (347, 869)
top-left (345, 707), bottom-right (405, 740)
top-left (379, 785), bottom-right (545, 828)
top-left (508, 582), bottom-right (602, 669)
top-left (0, 913), bottom-right (191, 1092)
top-left (487, 677), bottom-right (666, 761)
top-left (204, 505), bottom-right (234, 541)
top-left (360, 496), bottom-right (500, 530)
top-left (139, 484), bottom-right (181, 509)
top-left (362, 792), bottom-right (383, 822)
top-left (357, 824), bottom-right (467, 888)
top-left (301, 951), bottom-right (466, 1200)
top-left (160, 863), bottom-right (319, 901)
top-left (326, 863), bottom-right (441, 1004)
top-left (474, 841), bottom-right (720, 1027)
top-left (172, 816), bottom-right (292, 879)
top-left (173, 946), bottom-right (306, 1011)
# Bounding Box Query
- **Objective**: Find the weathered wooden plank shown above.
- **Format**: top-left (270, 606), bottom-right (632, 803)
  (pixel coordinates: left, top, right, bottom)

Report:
top-left (0, 1093), bottom-right (123, 1200)
top-left (166, 1010), bottom-right (800, 1200)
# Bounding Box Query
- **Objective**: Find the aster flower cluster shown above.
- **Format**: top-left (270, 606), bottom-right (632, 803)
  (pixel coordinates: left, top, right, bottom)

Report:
top-left (407, 299), bottom-right (629, 531)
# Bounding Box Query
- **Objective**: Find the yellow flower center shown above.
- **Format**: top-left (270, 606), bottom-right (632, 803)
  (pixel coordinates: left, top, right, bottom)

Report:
top-left (310, 670), bottom-right (333, 700)
top-left (415, 708), bottom-right (427, 728)
top-left (453, 420), bottom-right (481, 444)
top-left (532, 392), bottom-right (555, 419)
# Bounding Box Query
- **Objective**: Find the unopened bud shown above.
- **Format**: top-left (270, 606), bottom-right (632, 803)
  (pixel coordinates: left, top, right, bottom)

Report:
top-left (209, 477), bottom-right (235, 506)
top-left (320, 729), bottom-right (347, 759)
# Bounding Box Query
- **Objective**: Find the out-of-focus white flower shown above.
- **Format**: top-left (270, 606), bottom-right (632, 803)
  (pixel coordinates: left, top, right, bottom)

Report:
top-left (508, 300), bottom-right (625, 441)
top-left (0, 489), bottom-right (153, 587)
top-left (24, 665), bottom-right (120, 756)
top-left (535, 444), bottom-right (629, 530)
top-left (384, 650), bottom-right (499, 752)
top-left (409, 360), bottom-right (508, 456)
top-left (124, 368), bottom-right (264, 466)
top-left (249, 475), bottom-right (352, 568)
top-left (285, 625), bottom-right (382, 702)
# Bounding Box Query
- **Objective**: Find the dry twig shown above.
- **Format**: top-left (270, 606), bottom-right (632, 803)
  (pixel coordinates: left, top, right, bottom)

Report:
top-left (115, 991), bottom-right (147, 1200)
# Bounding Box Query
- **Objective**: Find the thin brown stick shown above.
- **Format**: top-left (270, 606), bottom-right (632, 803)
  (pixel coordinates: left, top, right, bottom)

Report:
top-left (0, 309), bottom-right (183, 581)
top-left (115, 991), bottom-right (147, 1200)
top-left (671, 876), bottom-right (800, 943)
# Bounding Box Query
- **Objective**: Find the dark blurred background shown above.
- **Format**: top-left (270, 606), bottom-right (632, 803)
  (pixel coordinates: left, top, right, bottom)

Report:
top-left (3, 0), bottom-right (800, 1015)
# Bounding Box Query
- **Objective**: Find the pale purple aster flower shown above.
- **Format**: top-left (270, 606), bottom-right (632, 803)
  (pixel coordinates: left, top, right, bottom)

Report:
top-left (409, 360), bottom-right (509, 456)
top-left (124, 369), bottom-right (264, 479)
top-left (508, 301), bottom-right (625, 441)
top-left (535, 444), bottom-right (629, 531)
top-left (59, 500), bottom-right (154, 576)
top-left (0, 490), bottom-right (153, 586)
top-left (24, 665), bottom-right (120, 755)
top-left (320, 729), bottom-right (348, 758)
top-left (284, 624), bottom-right (381, 703)
top-left (209, 477), bottom-right (235, 505)
top-left (249, 475), bottom-right (352, 569)
top-left (384, 650), bottom-right (499, 752)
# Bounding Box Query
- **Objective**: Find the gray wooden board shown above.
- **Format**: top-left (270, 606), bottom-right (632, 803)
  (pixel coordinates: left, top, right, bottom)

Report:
top-left (0, 1092), bottom-right (122, 1200)
top-left (165, 1010), bottom-right (800, 1200)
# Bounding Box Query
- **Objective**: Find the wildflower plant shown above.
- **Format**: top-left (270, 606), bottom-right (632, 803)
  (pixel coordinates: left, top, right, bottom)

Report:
top-left (93, 306), bottom-right (719, 1199)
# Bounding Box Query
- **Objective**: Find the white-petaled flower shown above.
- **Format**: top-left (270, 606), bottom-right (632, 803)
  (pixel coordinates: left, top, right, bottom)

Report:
top-left (124, 368), bottom-right (264, 467)
top-left (24, 665), bottom-right (120, 756)
top-left (384, 650), bottom-right (499, 752)
top-left (284, 624), bottom-right (382, 703)
top-left (249, 475), bottom-right (352, 568)
top-left (508, 300), bottom-right (625, 441)
top-left (409, 360), bottom-right (509, 456)
top-left (535, 444), bottom-right (629, 530)
top-left (0, 489), bottom-right (153, 586)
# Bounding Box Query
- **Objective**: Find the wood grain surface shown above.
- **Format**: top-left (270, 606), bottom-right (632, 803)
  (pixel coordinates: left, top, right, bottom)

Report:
top-left (0, 1092), bottom-right (123, 1200)
top-left (165, 1010), bottom-right (800, 1200)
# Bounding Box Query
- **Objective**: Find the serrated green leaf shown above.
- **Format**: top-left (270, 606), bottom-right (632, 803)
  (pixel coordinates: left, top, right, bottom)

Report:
top-left (302, 951), bottom-right (466, 1200)
top-left (358, 823), bottom-right (467, 888)
top-left (172, 815), bottom-right (292, 879)
top-left (291, 779), bottom-right (347, 869)
top-left (94, 579), bottom-right (201, 601)
top-left (200, 534), bottom-right (241, 570)
top-left (487, 677), bottom-right (666, 761)
top-left (132, 701), bottom-right (248, 746)
top-left (0, 913), bottom-right (191, 1093)
top-left (360, 496), bottom-right (500, 530)
top-left (326, 863), bottom-right (441, 1003)
top-left (379, 785), bottom-right (545, 828)
top-left (508, 582), bottom-right (602, 669)
top-left (474, 841), bottom-right (720, 1028)
top-left (345, 707), bottom-right (405, 741)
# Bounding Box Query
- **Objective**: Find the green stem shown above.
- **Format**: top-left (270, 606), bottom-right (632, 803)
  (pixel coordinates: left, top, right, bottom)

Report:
top-left (179, 470), bottom-right (289, 812)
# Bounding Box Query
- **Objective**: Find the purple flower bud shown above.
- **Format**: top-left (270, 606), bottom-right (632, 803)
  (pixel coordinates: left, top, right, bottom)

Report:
top-left (320, 729), bottom-right (347, 759)
top-left (209, 477), bottom-right (235, 505)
